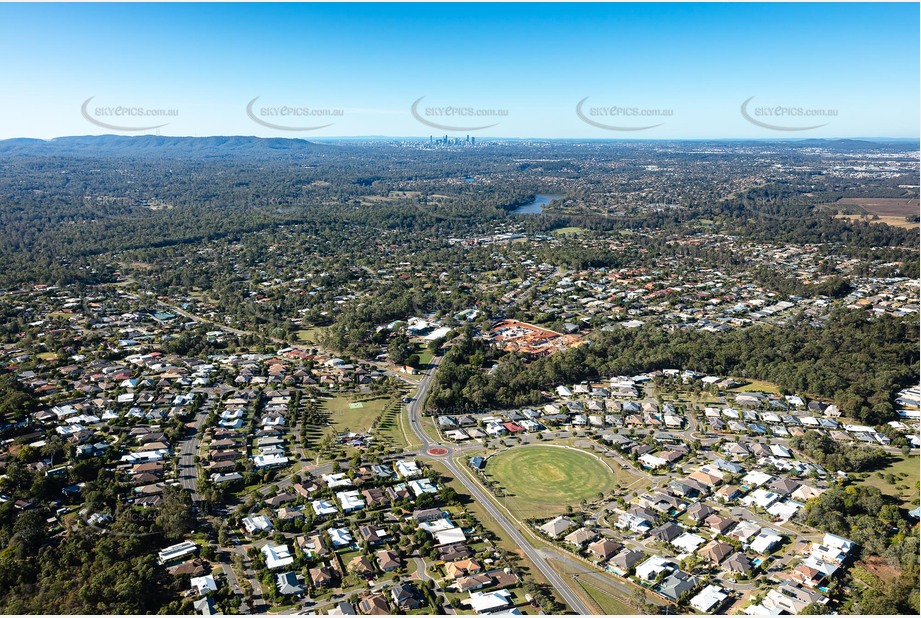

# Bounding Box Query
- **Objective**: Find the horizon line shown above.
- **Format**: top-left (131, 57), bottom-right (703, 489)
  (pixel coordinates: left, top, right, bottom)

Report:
top-left (4, 134), bottom-right (920, 143)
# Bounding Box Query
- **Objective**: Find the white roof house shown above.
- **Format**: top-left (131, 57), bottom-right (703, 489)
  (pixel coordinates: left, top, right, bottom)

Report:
top-left (742, 488), bottom-right (781, 510)
top-left (769, 444), bottom-right (793, 458)
top-left (639, 453), bottom-right (668, 469)
top-left (435, 527), bottom-right (467, 546)
top-left (158, 540), bottom-right (198, 564)
top-left (312, 499), bottom-right (338, 517)
top-left (469, 589), bottom-right (513, 614)
top-left (690, 585), bottom-right (728, 613)
top-left (328, 527), bottom-right (353, 548)
top-left (322, 473), bottom-right (354, 488)
top-left (672, 532), bottom-right (706, 553)
top-left (750, 528), bottom-right (783, 555)
top-left (742, 470), bottom-right (772, 487)
top-left (811, 533), bottom-right (857, 565)
top-left (242, 515), bottom-right (274, 534)
top-left (636, 555), bottom-right (671, 581)
top-left (336, 490), bottom-right (365, 512)
top-left (395, 460), bottom-right (422, 479)
top-left (767, 500), bottom-right (803, 522)
top-left (261, 543), bottom-right (294, 570)
top-left (419, 518), bottom-right (455, 534)
top-left (408, 478), bottom-right (439, 497)
top-left (190, 575), bottom-right (218, 595)
top-left (253, 454), bottom-right (288, 468)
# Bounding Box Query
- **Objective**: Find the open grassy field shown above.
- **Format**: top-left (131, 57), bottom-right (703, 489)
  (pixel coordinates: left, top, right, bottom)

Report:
top-left (729, 377), bottom-right (781, 394)
top-left (856, 454), bottom-right (919, 507)
top-left (574, 577), bottom-right (639, 615)
top-left (374, 399), bottom-right (413, 449)
top-left (416, 347), bottom-right (434, 367)
top-left (485, 445), bottom-right (618, 518)
top-left (295, 327), bottom-right (325, 344)
top-left (551, 226), bottom-right (585, 236)
top-left (835, 214), bottom-right (918, 230)
top-left (322, 395), bottom-right (389, 434)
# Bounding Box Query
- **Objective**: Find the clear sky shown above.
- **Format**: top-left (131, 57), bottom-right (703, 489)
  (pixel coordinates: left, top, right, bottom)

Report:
top-left (0, 2), bottom-right (918, 139)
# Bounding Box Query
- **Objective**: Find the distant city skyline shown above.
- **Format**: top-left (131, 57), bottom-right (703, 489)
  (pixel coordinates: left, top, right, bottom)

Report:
top-left (1, 2), bottom-right (918, 139)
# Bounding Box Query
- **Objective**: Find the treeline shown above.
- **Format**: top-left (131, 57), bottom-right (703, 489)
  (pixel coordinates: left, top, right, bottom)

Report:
top-left (789, 431), bottom-right (889, 473)
top-left (0, 374), bottom-right (36, 424)
top-left (427, 310), bottom-right (919, 424)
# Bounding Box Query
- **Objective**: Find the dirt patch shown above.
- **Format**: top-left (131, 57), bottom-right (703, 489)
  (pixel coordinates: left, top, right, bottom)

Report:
top-left (836, 197), bottom-right (919, 217)
top-left (859, 556), bottom-right (901, 582)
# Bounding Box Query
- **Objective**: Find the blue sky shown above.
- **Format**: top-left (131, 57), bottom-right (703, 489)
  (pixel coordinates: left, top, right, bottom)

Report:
top-left (0, 2), bottom-right (918, 139)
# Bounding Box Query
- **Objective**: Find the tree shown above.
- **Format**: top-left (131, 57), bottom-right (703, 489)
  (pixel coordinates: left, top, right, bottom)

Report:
top-left (156, 486), bottom-right (196, 541)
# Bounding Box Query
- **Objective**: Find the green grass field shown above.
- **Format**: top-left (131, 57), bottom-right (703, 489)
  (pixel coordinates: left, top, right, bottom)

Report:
top-left (550, 226), bottom-right (585, 236)
top-left (322, 395), bottom-right (389, 434)
top-left (857, 454), bottom-right (919, 507)
top-left (486, 445), bottom-right (619, 518)
top-left (374, 400), bottom-right (412, 449)
top-left (729, 378), bottom-right (781, 394)
top-left (295, 327), bottom-right (325, 343)
top-left (574, 578), bottom-right (639, 615)
top-left (417, 348), bottom-right (434, 367)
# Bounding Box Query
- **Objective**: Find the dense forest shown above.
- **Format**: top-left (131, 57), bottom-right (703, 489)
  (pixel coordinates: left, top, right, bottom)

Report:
top-left (0, 137), bottom-right (916, 288)
top-left (427, 311), bottom-right (919, 425)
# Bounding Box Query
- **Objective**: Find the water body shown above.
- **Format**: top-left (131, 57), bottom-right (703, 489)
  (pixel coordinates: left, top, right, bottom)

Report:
top-left (512, 194), bottom-right (563, 215)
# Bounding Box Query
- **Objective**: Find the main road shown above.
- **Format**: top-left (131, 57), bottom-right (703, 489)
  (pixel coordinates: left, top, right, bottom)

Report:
top-left (406, 352), bottom-right (595, 615)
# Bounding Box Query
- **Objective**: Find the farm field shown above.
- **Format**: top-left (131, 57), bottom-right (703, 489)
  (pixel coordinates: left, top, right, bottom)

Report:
top-left (485, 445), bottom-right (619, 518)
top-left (836, 197), bottom-right (919, 217)
top-left (835, 213), bottom-right (918, 230)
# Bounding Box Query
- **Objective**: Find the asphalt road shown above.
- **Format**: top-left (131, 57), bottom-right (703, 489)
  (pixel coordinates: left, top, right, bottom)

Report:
top-left (177, 389), bottom-right (217, 501)
top-left (405, 353), bottom-right (595, 615)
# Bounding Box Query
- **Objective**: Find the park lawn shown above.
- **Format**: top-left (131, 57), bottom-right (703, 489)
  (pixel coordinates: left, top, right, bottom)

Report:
top-left (296, 327), bottom-right (325, 343)
top-left (322, 395), bottom-right (389, 434)
top-left (550, 226), bottom-right (585, 236)
top-left (416, 348), bottom-right (434, 367)
top-left (857, 454), bottom-right (920, 506)
top-left (730, 378), bottom-right (781, 394)
top-left (36, 352), bottom-right (58, 360)
top-left (374, 400), bottom-right (412, 449)
top-left (485, 445), bottom-right (620, 518)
